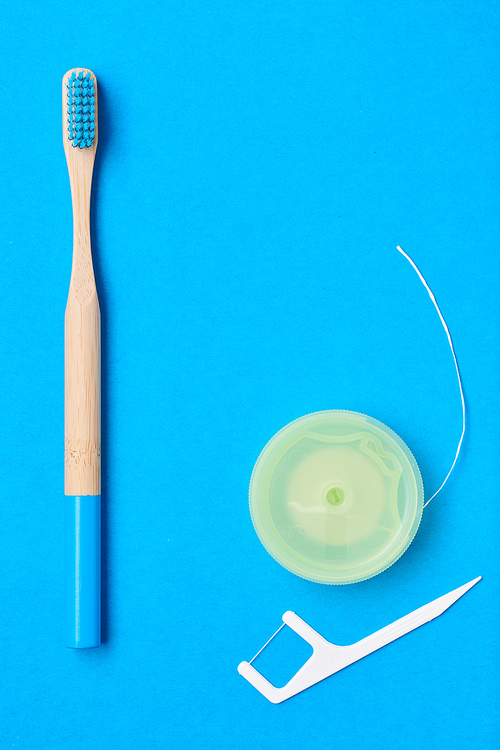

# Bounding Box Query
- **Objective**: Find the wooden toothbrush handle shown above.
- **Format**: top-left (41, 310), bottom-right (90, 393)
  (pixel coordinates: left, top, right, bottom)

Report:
top-left (65, 290), bottom-right (101, 495)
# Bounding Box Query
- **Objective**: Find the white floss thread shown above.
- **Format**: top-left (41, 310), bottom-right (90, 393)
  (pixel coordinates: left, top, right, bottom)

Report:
top-left (396, 245), bottom-right (465, 508)
top-left (249, 623), bottom-right (285, 664)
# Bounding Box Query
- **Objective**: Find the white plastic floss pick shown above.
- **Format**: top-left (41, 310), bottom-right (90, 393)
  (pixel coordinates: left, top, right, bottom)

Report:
top-left (238, 577), bottom-right (481, 703)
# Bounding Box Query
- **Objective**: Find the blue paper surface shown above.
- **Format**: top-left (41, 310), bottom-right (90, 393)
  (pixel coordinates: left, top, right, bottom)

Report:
top-left (1, 1), bottom-right (499, 747)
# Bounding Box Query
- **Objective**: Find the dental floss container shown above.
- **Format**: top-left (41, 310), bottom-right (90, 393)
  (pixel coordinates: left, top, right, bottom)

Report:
top-left (249, 410), bottom-right (423, 584)
top-left (248, 247), bottom-right (463, 584)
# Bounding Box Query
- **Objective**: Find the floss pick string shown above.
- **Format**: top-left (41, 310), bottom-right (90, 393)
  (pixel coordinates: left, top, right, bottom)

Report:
top-left (396, 246), bottom-right (465, 509)
top-left (249, 623), bottom-right (285, 664)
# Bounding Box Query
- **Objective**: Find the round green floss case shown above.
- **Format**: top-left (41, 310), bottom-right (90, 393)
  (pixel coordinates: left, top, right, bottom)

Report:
top-left (249, 410), bottom-right (424, 584)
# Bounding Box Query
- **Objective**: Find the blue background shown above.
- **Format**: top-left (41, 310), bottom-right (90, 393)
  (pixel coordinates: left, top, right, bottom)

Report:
top-left (1, 1), bottom-right (499, 747)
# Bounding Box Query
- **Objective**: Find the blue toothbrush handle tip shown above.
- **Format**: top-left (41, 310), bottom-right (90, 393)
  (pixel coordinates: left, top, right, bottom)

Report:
top-left (64, 495), bottom-right (101, 648)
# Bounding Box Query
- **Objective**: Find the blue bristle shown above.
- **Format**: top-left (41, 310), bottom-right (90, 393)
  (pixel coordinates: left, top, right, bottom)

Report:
top-left (66, 71), bottom-right (96, 147)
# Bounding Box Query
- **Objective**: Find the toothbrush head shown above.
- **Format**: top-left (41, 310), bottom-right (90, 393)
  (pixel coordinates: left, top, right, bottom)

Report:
top-left (64, 69), bottom-right (97, 149)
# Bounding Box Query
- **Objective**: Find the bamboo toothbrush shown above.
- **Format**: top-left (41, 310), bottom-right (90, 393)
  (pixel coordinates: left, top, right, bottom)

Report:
top-left (63, 68), bottom-right (101, 648)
